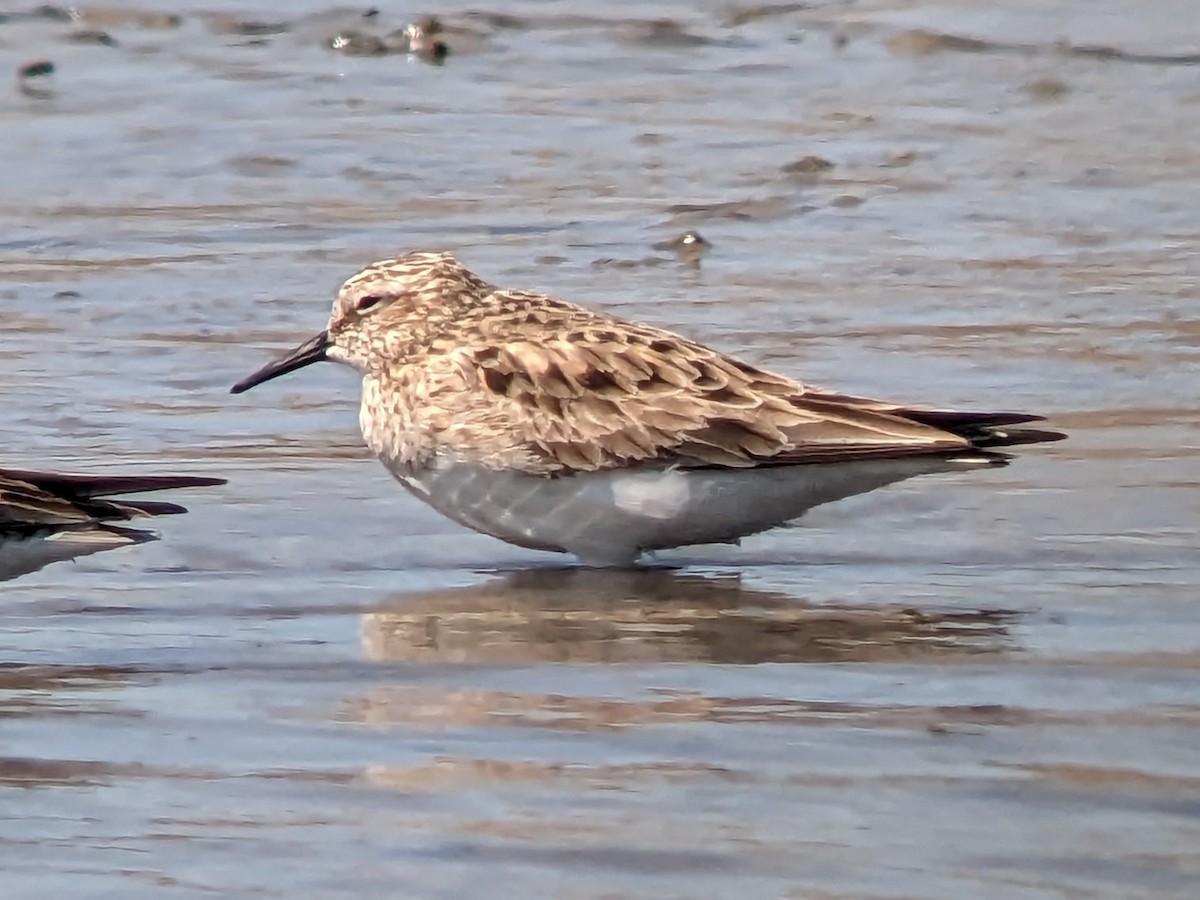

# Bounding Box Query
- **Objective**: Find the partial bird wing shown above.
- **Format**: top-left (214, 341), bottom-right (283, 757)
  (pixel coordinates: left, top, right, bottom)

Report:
top-left (446, 291), bottom-right (1060, 475)
top-left (0, 469), bottom-right (226, 529)
top-left (0, 475), bottom-right (93, 527)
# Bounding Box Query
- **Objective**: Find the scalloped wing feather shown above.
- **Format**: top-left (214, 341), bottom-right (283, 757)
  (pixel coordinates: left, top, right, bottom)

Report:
top-left (453, 297), bottom-right (971, 474)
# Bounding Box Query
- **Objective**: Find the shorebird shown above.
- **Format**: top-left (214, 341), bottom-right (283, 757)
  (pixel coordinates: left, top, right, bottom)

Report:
top-left (232, 251), bottom-right (1064, 566)
top-left (0, 468), bottom-right (225, 581)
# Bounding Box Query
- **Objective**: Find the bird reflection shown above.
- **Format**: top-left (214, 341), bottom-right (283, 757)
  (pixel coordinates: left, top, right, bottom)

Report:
top-left (360, 567), bottom-right (1016, 666)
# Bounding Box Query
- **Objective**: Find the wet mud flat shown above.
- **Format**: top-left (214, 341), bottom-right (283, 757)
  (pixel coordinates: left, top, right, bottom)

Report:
top-left (2, 0), bottom-right (1199, 898)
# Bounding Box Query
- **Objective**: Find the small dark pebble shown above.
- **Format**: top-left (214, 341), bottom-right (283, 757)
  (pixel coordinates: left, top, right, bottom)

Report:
top-left (781, 155), bottom-right (835, 177)
top-left (200, 12), bottom-right (289, 36)
top-left (420, 41), bottom-right (449, 63)
top-left (53, 290), bottom-right (81, 299)
top-left (829, 194), bottom-right (863, 209)
top-left (237, 22), bottom-right (289, 37)
top-left (1023, 76), bottom-right (1069, 100)
top-left (227, 154), bottom-right (297, 177)
top-left (635, 133), bottom-right (670, 146)
top-left (882, 150), bottom-right (918, 168)
top-left (18, 60), bottom-right (55, 79)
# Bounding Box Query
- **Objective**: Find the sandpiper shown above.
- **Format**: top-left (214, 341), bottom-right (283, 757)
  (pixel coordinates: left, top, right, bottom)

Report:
top-left (0, 468), bottom-right (225, 581)
top-left (232, 251), bottom-right (1064, 566)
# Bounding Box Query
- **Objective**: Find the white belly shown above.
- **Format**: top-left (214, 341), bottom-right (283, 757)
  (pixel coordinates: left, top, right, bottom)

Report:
top-left (383, 456), bottom-right (961, 566)
top-left (0, 528), bottom-right (144, 582)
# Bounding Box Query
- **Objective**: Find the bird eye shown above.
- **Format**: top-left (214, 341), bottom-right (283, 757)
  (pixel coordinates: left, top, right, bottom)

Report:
top-left (355, 295), bottom-right (384, 314)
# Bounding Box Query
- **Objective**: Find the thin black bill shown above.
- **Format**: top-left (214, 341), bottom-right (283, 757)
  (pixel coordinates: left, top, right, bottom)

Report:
top-left (230, 330), bottom-right (330, 394)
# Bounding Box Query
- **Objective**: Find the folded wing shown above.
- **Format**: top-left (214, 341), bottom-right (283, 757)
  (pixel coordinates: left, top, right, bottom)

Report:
top-left (452, 297), bottom-right (1064, 474)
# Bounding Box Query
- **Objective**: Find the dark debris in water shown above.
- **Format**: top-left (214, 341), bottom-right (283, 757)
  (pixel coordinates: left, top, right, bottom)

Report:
top-left (17, 59), bottom-right (54, 78)
top-left (16, 58), bottom-right (55, 97)
top-left (781, 155), bottom-right (835, 180)
top-left (828, 193), bottom-right (864, 209)
top-left (64, 28), bottom-right (117, 46)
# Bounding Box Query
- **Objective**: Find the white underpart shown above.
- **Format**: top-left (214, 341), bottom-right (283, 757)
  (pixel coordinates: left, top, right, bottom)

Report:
top-left (610, 469), bottom-right (691, 520)
top-left (383, 454), bottom-right (977, 566)
top-left (0, 530), bottom-right (144, 582)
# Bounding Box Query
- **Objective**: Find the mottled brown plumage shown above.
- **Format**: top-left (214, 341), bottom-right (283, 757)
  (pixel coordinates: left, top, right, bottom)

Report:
top-left (311, 252), bottom-right (1061, 474)
top-left (232, 251), bottom-right (1065, 564)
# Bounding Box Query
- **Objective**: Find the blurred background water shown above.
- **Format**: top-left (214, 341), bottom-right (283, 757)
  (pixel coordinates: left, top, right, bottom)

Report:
top-left (1, 1), bottom-right (1198, 897)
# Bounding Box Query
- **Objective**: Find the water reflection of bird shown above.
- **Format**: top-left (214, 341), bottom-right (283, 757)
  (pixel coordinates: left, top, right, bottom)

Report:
top-left (0, 468), bottom-right (225, 582)
top-left (359, 568), bottom-right (1016, 666)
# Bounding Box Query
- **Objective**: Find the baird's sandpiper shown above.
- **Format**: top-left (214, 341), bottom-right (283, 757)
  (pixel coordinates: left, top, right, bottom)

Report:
top-left (232, 251), bottom-right (1064, 565)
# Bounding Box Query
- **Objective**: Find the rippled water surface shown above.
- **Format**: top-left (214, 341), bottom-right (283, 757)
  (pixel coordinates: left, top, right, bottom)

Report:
top-left (2, 1), bottom-right (1199, 897)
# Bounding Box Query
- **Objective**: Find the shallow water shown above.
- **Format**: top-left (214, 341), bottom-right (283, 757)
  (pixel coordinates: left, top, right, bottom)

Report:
top-left (2, 0), bottom-right (1199, 897)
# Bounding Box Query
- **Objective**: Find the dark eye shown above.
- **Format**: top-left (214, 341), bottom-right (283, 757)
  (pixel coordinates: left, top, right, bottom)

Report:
top-left (355, 294), bottom-right (384, 314)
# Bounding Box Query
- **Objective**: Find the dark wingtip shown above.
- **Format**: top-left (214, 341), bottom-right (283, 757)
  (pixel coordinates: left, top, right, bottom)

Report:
top-left (113, 500), bottom-right (192, 516)
top-left (899, 409), bottom-right (1067, 450)
top-left (977, 427), bottom-right (1068, 449)
top-left (0, 470), bottom-right (226, 498)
